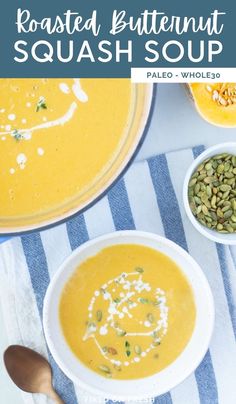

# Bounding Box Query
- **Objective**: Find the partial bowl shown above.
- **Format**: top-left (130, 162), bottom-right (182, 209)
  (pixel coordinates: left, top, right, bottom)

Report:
top-left (43, 230), bottom-right (214, 401)
top-left (183, 142), bottom-right (236, 245)
top-left (0, 83), bottom-right (156, 235)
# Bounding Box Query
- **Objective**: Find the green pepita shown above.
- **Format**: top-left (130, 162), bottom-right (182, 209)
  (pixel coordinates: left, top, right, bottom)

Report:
top-left (99, 365), bottom-right (111, 374)
top-left (96, 310), bottom-right (103, 322)
top-left (134, 345), bottom-right (142, 355)
top-left (219, 184), bottom-right (231, 192)
top-left (116, 329), bottom-right (126, 337)
top-left (147, 313), bottom-right (154, 323)
top-left (135, 267), bottom-right (144, 273)
top-left (139, 298), bottom-right (149, 304)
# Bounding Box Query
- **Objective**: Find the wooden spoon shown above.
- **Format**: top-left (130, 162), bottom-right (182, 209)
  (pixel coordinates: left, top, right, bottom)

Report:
top-left (4, 345), bottom-right (64, 403)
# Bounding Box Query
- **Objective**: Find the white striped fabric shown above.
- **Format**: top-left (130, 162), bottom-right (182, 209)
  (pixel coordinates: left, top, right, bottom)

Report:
top-left (0, 146), bottom-right (235, 404)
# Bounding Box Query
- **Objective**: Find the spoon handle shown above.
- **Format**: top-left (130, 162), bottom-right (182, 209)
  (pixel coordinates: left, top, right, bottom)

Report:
top-left (48, 388), bottom-right (64, 404)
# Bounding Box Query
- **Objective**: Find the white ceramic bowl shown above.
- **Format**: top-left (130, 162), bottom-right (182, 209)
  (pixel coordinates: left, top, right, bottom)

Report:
top-left (43, 230), bottom-right (214, 401)
top-left (183, 142), bottom-right (236, 245)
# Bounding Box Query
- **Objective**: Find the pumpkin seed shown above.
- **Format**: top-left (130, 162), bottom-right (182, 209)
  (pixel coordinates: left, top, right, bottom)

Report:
top-left (226, 224), bottom-right (234, 233)
top-left (220, 184), bottom-right (231, 192)
top-left (222, 205), bottom-right (231, 213)
top-left (153, 339), bottom-right (161, 346)
top-left (227, 178), bottom-right (235, 186)
top-left (217, 164), bottom-right (225, 174)
top-left (202, 205), bottom-right (209, 216)
top-left (189, 178), bottom-right (197, 187)
top-left (210, 211), bottom-right (217, 221)
top-left (205, 162), bottom-right (212, 171)
top-left (204, 176), bottom-right (217, 184)
top-left (135, 267), bottom-right (144, 273)
top-left (224, 162), bottom-right (231, 172)
top-left (134, 345), bottom-right (142, 355)
top-left (116, 329), bottom-right (126, 337)
top-left (217, 208), bottom-right (224, 218)
top-left (211, 195), bottom-right (217, 208)
top-left (224, 209), bottom-right (233, 219)
top-left (139, 298), bottom-right (149, 304)
top-left (147, 313), bottom-right (154, 323)
top-left (222, 191), bottom-right (230, 199)
top-left (194, 183), bottom-right (201, 194)
top-left (113, 298), bottom-right (121, 304)
top-left (96, 310), bottom-right (103, 322)
top-left (197, 163), bottom-right (205, 171)
top-left (99, 365), bottom-right (111, 374)
top-left (206, 186), bottom-right (212, 197)
top-left (196, 205), bottom-right (202, 214)
top-left (225, 172), bottom-right (234, 179)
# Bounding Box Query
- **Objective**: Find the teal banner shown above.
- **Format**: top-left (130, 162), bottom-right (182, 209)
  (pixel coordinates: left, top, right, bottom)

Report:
top-left (0, 0), bottom-right (234, 77)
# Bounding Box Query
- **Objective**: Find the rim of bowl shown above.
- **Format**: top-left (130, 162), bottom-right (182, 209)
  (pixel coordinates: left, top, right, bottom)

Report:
top-left (183, 142), bottom-right (236, 245)
top-left (43, 230), bottom-right (214, 401)
top-left (0, 84), bottom-right (156, 236)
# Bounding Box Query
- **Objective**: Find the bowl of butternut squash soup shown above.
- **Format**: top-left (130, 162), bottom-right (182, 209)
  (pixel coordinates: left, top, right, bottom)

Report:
top-left (43, 231), bottom-right (214, 400)
top-left (0, 80), bottom-right (155, 234)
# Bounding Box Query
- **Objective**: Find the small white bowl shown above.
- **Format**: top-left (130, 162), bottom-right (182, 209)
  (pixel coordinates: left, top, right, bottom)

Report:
top-left (183, 142), bottom-right (236, 245)
top-left (43, 230), bottom-right (214, 401)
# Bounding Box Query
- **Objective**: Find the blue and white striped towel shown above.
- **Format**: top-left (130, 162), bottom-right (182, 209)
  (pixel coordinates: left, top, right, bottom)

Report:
top-left (0, 145), bottom-right (236, 404)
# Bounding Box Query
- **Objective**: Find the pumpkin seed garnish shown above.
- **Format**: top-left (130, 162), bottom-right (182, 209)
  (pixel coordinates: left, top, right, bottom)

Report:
top-left (134, 345), bottom-right (142, 355)
top-left (12, 129), bottom-right (24, 141)
top-left (135, 267), bottom-right (144, 273)
top-left (113, 298), bottom-right (121, 304)
top-left (36, 96), bottom-right (47, 112)
top-left (126, 350), bottom-right (131, 357)
top-left (116, 329), bottom-right (126, 337)
top-left (96, 310), bottom-right (102, 322)
top-left (188, 153), bottom-right (236, 233)
top-left (139, 298), bottom-right (149, 304)
top-left (147, 313), bottom-right (154, 323)
top-left (98, 365), bottom-right (111, 375)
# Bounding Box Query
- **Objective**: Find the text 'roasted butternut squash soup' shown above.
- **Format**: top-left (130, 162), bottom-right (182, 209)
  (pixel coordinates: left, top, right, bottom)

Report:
top-left (59, 244), bottom-right (196, 379)
top-left (0, 79), bottom-right (147, 229)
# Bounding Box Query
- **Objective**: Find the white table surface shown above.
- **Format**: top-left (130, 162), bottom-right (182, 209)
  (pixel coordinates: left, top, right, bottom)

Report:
top-left (1, 83), bottom-right (236, 403)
